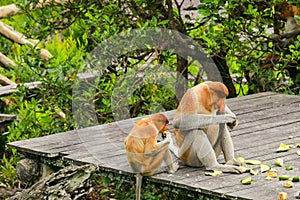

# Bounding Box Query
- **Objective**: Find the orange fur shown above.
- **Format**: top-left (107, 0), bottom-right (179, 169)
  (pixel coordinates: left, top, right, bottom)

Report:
top-left (281, 4), bottom-right (300, 18)
top-left (125, 113), bottom-right (172, 176)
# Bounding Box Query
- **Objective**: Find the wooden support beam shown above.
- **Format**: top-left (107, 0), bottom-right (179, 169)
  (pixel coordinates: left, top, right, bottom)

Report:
top-left (0, 74), bottom-right (15, 85)
top-left (0, 21), bottom-right (52, 61)
top-left (0, 113), bottom-right (16, 122)
top-left (0, 81), bottom-right (41, 97)
top-left (0, 4), bottom-right (19, 18)
top-left (0, 52), bottom-right (17, 69)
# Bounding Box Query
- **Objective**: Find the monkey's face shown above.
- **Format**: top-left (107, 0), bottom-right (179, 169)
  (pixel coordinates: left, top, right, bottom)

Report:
top-left (151, 114), bottom-right (170, 133)
top-left (158, 118), bottom-right (169, 133)
top-left (208, 89), bottom-right (227, 113)
top-left (207, 82), bottom-right (228, 113)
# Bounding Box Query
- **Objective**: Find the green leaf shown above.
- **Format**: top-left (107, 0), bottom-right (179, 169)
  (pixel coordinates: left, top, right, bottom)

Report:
top-left (241, 176), bottom-right (252, 185)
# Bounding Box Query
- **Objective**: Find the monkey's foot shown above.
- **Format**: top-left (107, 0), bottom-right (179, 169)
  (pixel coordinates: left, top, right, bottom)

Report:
top-left (207, 164), bottom-right (243, 174)
top-left (226, 159), bottom-right (246, 167)
top-left (168, 162), bottom-right (179, 174)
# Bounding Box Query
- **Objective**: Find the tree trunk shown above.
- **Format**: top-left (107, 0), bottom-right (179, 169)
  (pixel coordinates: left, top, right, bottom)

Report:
top-left (212, 52), bottom-right (237, 98)
top-left (175, 56), bottom-right (188, 100)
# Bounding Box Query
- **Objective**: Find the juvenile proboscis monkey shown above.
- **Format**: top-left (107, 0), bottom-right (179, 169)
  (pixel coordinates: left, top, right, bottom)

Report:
top-left (270, 17), bottom-right (300, 48)
top-left (173, 81), bottom-right (245, 173)
top-left (125, 113), bottom-right (178, 200)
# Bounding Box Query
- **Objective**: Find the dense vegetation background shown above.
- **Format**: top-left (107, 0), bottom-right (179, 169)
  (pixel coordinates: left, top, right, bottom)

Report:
top-left (0, 0), bottom-right (300, 199)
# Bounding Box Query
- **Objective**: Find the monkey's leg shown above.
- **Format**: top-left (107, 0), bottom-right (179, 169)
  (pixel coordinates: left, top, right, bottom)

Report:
top-left (143, 144), bottom-right (176, 175)
top-left (224, 105), bottom-right (235, 116)
top-left (168, 136), bottom-right (179, 158)
top-left (220, 126), bottom-right (235, 162)
top-left (192, 130), bottom-right (243, 173)
top-left (178, 130), bottom-right (213, 166)
top-left (136, 173), bottom-right (142, 200)
top-left (221, 126), bottom-right (245, 167)
top-left (164, 150), bottom-right (178, 173)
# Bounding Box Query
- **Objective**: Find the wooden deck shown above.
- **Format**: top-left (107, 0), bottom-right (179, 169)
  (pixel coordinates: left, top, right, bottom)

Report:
top-left (7, 92), bottom-right (300, 199)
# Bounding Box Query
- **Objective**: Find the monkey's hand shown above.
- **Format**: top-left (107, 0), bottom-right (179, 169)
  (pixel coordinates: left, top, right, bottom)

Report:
top-left (162, 131), bottom-right (172, 142)
top-left (144, 139), bottom-right (170, 158)
top-left (224, 114), bottom-right (238, 130)
top-left (224, 114), bottom-right (236, 123)
top-left (162, 130), bottom-right (171, 141)
top-left (270, 34), bottom-right (282, 42)
top-left (226, 118), bottom-right (238, 130)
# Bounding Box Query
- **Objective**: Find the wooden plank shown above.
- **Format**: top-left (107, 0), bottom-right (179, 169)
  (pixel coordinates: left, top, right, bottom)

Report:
top-left (229, 93), bottom-right (300, 115)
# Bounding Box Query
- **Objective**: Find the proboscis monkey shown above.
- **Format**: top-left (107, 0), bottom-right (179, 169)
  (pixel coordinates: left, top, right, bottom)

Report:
top-left (172, 81), bottom-right (245, 173)
top-left (270, 3), bottom-right (300, 48)
top-left (125, 113), bottom-right (178, 200)
top-left (270, 17), bottom-right (300, 48)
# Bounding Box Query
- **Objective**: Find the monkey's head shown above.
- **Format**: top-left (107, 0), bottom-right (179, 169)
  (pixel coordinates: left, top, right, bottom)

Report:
top-left (205, 82), bottom-right (229, 113)
top-left (150, 113), bottom-right (170, 133)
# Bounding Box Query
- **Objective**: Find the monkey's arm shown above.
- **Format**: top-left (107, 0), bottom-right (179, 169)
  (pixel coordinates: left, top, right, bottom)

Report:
top-left (280, 28), bottom-right (300, 39)
top-left (270, 29), bottom-right (300, 40)
top-left (270, 28), bottom-right (300, 48)
top-left (173, 113), bottom-right (235, 131)
top-left (144, 136), bottom-right (171, 158)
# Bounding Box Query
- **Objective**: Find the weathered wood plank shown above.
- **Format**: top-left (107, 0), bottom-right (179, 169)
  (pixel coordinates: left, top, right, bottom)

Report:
top-left (229, 93), bottom-right (300, 115)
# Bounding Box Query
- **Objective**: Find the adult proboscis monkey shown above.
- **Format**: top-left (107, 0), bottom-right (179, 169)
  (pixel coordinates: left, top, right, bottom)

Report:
top-left (173, 81), bottom-right (245, 173)
top-left (125, 113), bottom-right (178, 200)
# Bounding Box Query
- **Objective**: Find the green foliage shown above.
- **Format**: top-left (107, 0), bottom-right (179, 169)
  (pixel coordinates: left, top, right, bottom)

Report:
top-left (196, 0), bottom-right (300, 94)
top-left (0, 154), bottom-right (18, 188)
top-left (0, 0), bottom-right (16, 6)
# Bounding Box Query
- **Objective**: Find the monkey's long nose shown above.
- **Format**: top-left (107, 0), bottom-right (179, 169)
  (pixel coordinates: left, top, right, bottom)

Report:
top-left (162, 126), bottom-right (169, 131)
top-left (218, 99), bottom-right (226, 113)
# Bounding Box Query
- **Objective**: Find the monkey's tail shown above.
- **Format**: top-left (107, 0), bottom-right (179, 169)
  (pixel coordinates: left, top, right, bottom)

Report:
top-left (136, 173), bottom-right (143, 200)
